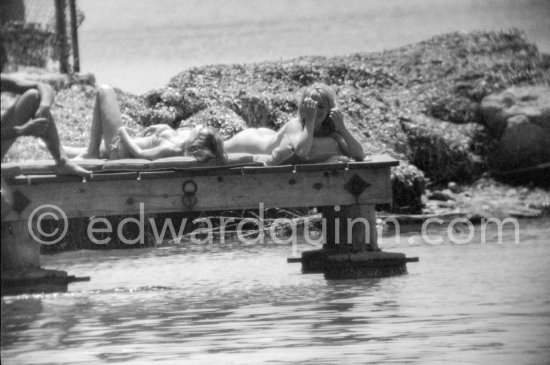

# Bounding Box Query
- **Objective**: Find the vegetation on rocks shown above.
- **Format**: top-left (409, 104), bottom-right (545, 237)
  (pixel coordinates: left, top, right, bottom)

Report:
top-left (3, 30), bottom-right (549, 215)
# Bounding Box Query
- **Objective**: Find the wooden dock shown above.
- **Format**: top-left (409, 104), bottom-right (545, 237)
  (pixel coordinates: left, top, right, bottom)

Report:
top-left (1, 154), bottom-right (416, 293)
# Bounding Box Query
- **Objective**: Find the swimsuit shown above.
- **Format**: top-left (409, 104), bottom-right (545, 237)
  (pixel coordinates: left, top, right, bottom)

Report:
top-left (109, 135), bottom-right (131, 160)
top-left (265, 135), bottom-right (345, 166)
top-left (109, 128), bottom-right (174, 160)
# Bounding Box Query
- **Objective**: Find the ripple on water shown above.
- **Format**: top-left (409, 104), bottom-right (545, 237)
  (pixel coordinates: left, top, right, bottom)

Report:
top-left (2, 219), bottom-right (550, 364)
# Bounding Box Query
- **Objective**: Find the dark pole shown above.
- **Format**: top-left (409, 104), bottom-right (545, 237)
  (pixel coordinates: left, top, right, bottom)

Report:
top-left (68, 0), bottom-right (80, 72)
top-left (55, 0), bottom-right (69, 73)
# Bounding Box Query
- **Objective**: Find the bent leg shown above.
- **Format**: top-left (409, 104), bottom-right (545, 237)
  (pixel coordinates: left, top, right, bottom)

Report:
top-left (83, 85), bottom-right (123, 158)
top-left (1, 89), bottom-right (40, 159)
top-left (96, 86), bottom-right (123, 156)
top-left (61, 145), bottom-right (87, 159)
top-left (1, 90), bottom-right (90, 176)
top-left (29, 101), bottom-right (91, 176)
top-left (62, 143), bottom-right (107, 159)
top-left (41, 115), bottom-right (91, 177)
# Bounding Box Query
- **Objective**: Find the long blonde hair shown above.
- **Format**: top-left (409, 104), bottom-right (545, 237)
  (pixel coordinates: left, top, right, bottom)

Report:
top-left (185, 126), bottom-right (227, 164)
top-left (297, 83), bottom-right (337, 137)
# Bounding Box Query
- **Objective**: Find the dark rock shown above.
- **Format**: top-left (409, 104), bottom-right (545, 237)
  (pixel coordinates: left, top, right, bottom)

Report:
top-left (481, 86), bottom-right (550, 171)
top-left (447, 181), bottom-right (460, 193)
top-left (389, 162), bottom-right (426, 214)
top-left (467, 211), bottom-right (494, 224)
top-left (231, 93), bottom-right (272, 128)
top-left (400, 114), bottom-right (489, 183)
top-left (143, 89), bottom-right (163, 106)
top-left (181, 106), bottom-right (248, 139)
top-left (428, 190), bottom-right (455, 201)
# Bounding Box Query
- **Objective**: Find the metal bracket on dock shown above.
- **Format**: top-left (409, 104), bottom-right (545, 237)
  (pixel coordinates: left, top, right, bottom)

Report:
top-left (181, 180), bottom-right (198, 209)
top-left (344, 174), bottom-right (371, 200)
top-left (11, 190), bottom-right (30, 214)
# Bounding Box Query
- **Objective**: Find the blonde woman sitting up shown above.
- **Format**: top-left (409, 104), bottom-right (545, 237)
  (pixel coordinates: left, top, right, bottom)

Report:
top-left (223, 83), bottom-right (364, 165)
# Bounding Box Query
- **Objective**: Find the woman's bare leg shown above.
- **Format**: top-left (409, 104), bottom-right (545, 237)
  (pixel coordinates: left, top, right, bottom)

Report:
top-left (1, 90), bottom-right (41, 159)
top-left (81, 85), bottom-right (123, 158)
top-left (1, 90), bottom-right (90, 176)
top-left (62, 145), bottom-right (87, 158)
top-left (62, 143), bottom-right (107, 159)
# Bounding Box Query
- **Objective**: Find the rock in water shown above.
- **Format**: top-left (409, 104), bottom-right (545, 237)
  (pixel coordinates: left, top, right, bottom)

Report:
top-left (480, 86), bottom-right (550, 170)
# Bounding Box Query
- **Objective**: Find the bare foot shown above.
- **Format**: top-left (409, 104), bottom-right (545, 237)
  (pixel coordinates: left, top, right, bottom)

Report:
top-left (55, 159), bottom-right (91, 177)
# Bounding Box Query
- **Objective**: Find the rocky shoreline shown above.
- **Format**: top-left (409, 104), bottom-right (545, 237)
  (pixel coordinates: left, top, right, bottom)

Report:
top-left (3, 30), bottom-right (549, 220)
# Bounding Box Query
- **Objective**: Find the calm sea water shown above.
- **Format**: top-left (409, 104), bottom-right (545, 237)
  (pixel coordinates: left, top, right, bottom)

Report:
top-left (2, 218), bottom-right (549, 364)
top-left (76, 0), bottom-right (550, 94)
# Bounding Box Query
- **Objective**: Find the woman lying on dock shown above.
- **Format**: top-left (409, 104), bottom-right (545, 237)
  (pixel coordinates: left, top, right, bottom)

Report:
top-left (224, 83), bottom-right (364, 165)
top-left (64, 85), bottom-right (226, 163)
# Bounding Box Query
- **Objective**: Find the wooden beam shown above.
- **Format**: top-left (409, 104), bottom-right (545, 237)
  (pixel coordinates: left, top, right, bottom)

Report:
top-left (55, 0), bottom-right (69, 74)
top-left (5, 167), bottom-right (393, 221)
top-left (1, 220), bottom-right (40, 271)
top-left (68, 0), bottom-right (80, 72)
top-left (364, 205), bottom-right (378, 250)
top-left (338, 204), bottom-right (377, 251)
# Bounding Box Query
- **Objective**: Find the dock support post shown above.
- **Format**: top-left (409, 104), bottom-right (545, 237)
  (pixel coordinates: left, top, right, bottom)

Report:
top-left (366, 205), bottom-right (378, 251)
top-left (300, 203), bottom-right (408, 278)
top-left (340, 204), bottom-right (378, 252)
top-left (318, 203), bottom-right (376, 252)
top-left (318, 206), bottom-right (338, 250)
top-left (1, 219), bottom-right (88, 296)
top-left (1, 220), bottom-right (40, 272)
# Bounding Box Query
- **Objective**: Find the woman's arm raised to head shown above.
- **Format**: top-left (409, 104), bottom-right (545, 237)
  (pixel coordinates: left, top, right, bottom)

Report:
top-left (329, 109), bottom-right (364, 161)
top-left (332, 131), bottom-right (364, 161)
top-left (286, 97), bottom-right (318, 159)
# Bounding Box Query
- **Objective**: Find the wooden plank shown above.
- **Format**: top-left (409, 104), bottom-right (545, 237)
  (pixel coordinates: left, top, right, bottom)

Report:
top-left (5, 167), bottom-right (393, 221)
top-left (294, 162), bottom-right (349, 172)
top-left (139, 171), bottom-right (176, 180)
top-left (10, 174), bottom-right (84, 185)
top-left (169, 166), bottom-right (247, 176)
top-left (241, 165), bottom-right (294, 174)
top-left (348, 155), bottom-right (399, 169)
top-left (89, 172), bottom-right (138, 181)
top-left (141, 167), bottom-right (248, 179)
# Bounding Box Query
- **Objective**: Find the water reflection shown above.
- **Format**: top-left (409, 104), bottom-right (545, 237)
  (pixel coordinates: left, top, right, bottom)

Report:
top-left (1, 219), bottom-right (549, 364)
